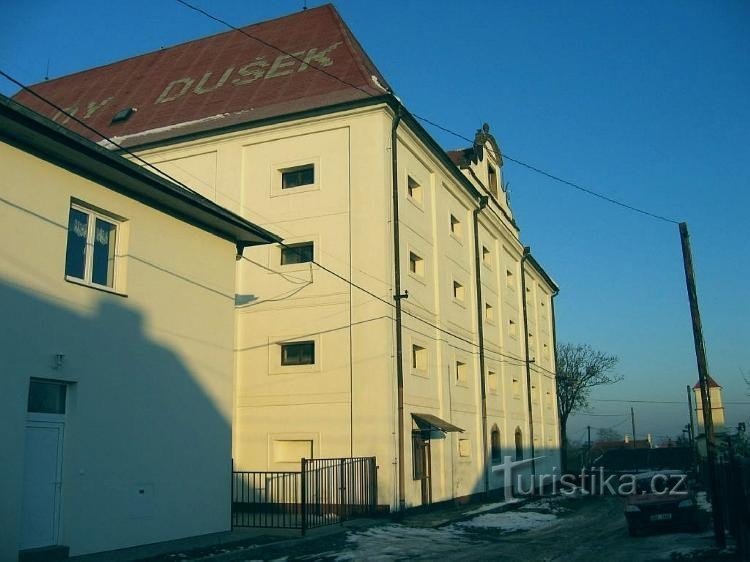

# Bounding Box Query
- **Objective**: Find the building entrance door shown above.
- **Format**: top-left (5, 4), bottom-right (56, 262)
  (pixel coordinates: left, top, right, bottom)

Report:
top-left (412, 431), bottom-right (432, 506)
top-left (20, 420), bottom-right (65, 550)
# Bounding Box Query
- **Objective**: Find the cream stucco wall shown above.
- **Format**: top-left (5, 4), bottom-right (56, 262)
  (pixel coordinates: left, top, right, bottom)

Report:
top-left (134, 102), bottom-right (561, 509)
top-left (0, 142), bottom-right (238, 558)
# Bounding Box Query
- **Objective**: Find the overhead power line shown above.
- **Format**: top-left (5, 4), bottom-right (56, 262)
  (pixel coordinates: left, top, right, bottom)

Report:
top-left (0, 69), bottom-right (554, 380)
top-left (174, 0), bottom-right (681, 225)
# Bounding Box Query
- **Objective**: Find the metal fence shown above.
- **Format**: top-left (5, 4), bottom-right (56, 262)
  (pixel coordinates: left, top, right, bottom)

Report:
top-left (232, 456), bottom-right (377, 533)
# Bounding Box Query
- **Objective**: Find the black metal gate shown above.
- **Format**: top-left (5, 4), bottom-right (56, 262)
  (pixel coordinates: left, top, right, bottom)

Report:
top-left (232, 456), bottom-right (377, 533)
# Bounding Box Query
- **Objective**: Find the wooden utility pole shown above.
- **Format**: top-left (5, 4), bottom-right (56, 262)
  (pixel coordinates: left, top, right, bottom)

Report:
top-left (679, 222), bottom-right (725, 548)
top-left (630, 407), bottom-right (636, 449)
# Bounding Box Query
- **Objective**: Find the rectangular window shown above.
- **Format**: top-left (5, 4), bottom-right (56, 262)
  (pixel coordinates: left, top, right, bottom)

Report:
top-left (65, 204), bottom-right (119, 289)
top-left (456, 361), bottom-right (467, 384)
top-left (281, 242), bottom-right (314, 265)
top-left (505, 268), bottom-right (514, 288)
top-left (407, 176), bottom-right (423, 204)
top-left (458, 438), bottom-right (471, 458)
top-left (450, 214), bottom-right (462, 238)
top-left (485, 302), bottom-right (494, 322)
top-left (488, 164), bottom-right (498, 196)
top-left (482, 246), bottom-right (491, 267)
top-left (412, 344), bottom-right (427, 371)
top-left (273, 440), bottom-right (313, 463)
top-left (508, 318), bottom-right (518, 338)
top-left (453, 280), bottom-right (465, 302)
top-left (512, 377), bottom-right (521, 398)
top-left (28, 380), bottom-right (67, 414)
top-left (545, 391), bottom-right (553, 408)
top-left (281, 164), bottom-right (314, 189)
top-left (409, 251), bottom-right (424, 276)
top-left (488, 370), bottom-right (498, 393)
top-left (280, 341), bottom-right (315, 366)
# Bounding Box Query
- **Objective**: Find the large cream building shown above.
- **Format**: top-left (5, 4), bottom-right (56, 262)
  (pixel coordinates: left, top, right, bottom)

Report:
top-left (14, 4), bottom-right (561, 512)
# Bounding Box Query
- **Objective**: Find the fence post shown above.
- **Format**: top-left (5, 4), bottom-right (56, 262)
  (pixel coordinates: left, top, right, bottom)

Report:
top-left (340, 458), bottom-right (346, 524)
top-left (371, 457), bottom-right (377, 513)
top-left (230, 458), bottom-right (234, 529)
top-left (301, 458), bottom-right (307, 535)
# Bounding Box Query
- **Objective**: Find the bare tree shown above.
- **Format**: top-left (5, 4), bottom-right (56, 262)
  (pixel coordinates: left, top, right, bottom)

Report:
top-left (556, 343), bottom-right (621, 469)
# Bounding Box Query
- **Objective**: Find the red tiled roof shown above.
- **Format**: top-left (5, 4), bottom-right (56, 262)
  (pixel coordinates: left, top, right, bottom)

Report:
top-left (13, 4), bottom-right (390, 146)
top-left (693, 375), bottom-right (721, 389)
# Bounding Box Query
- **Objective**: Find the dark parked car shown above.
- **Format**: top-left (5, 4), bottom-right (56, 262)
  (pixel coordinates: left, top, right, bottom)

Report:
top-left (624, 470), bottom-right (700, 536)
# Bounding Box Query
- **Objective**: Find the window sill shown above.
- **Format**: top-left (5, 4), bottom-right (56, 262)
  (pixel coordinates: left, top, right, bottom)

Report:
top-left (65, 276), bottom-right (127, 298)
top-left (406, 195), bottom-right (425, 212)
top-left (408, 272), bottom-right (426, 286)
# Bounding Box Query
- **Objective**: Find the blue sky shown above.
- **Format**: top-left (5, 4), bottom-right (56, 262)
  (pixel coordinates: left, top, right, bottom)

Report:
top-left (1, 0), bottom-right (748, 442)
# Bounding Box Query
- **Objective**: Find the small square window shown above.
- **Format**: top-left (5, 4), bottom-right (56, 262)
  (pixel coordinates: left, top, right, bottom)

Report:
top-left (409, 252), bottom-right (424, 276)
top-left (281, 341), bottom-right (315, 366)
top-left (28, 380), bottom-right (67, 414)
top-left (488, 370), bottom-right (498, 393)
top-left (281, 242), bottom-right (314, 265)
top-left (450, 214), bottom-right (462, 238)
top-left (65, 204), bottom-right (120, 290)
top-left (407, 176), bottom-right (423, 204)
top-left (485, 302), bottom-right (494, 322)
top-left (453, 280), bottom-right (465, 302)
top-left (458, 438), bottom-right (471, 458)
top-left (281, 164), bottom-right (315, 189)
top-left (456, 361), bottom-right (468, 384)
top-left (412, 344), bottom-right (427, 371)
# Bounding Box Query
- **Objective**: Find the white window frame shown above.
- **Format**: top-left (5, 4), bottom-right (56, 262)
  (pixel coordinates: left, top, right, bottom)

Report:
top-left (65, 201), bottom-right (126, 295)
top-left (270, 157), bottom-right (321, 197)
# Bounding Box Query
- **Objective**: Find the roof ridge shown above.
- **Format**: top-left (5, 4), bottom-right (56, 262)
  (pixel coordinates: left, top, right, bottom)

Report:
top-left (325, 4), bottom-right (391, 93)
top-left (21, 5), bottom-right (333, 92)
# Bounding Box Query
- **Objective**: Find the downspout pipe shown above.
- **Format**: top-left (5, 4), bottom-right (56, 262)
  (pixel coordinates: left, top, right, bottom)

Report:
top-left (391, 105), bottom-right (406, 515)
top-left (472, 195), bottom-right (490, 494)
top-left (520, 246), bottom-right (536, 478)
top-left (550, 287), bottom-right (561, 472)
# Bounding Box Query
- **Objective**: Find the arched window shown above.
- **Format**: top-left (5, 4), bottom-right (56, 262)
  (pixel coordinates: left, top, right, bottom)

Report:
top-left (491, 425), bottom-right (501, 464)
top-left (515, 427), bottom-right (524, 461)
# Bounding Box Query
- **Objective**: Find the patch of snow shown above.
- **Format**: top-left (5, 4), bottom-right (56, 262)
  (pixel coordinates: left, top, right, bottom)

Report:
top-left (327, 524), bottom-right (477, 561)
top-left (457, 511), bottom-right (558, 532)
top-left (97, 112), bottom-right (234, 149)
top-left (520, 497), bottom-right (570, 514)
top-left (463, 498), bottom-right (520, 516)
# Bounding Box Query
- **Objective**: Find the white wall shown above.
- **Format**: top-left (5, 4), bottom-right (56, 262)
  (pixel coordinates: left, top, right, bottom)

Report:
top-left (0, 142), bottom-right (237, 558)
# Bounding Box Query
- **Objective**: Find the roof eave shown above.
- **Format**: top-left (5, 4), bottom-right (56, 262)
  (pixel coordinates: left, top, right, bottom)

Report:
top-left (0, 95), bottom-right (281, 247)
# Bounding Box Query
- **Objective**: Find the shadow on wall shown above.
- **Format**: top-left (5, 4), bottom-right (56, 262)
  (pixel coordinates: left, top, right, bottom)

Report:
top-left (1, 278), bottom-right (232, 556)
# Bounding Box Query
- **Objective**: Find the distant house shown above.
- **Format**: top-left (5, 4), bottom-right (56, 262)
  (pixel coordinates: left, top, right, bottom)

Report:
top-left (0, 96), bottom-right (279, 560)
top-left (11, 3), bottom-right (562, 516)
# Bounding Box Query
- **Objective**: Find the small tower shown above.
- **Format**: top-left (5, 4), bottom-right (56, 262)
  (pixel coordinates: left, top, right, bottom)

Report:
top-left (693, 375), bottom-right (725, 433)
